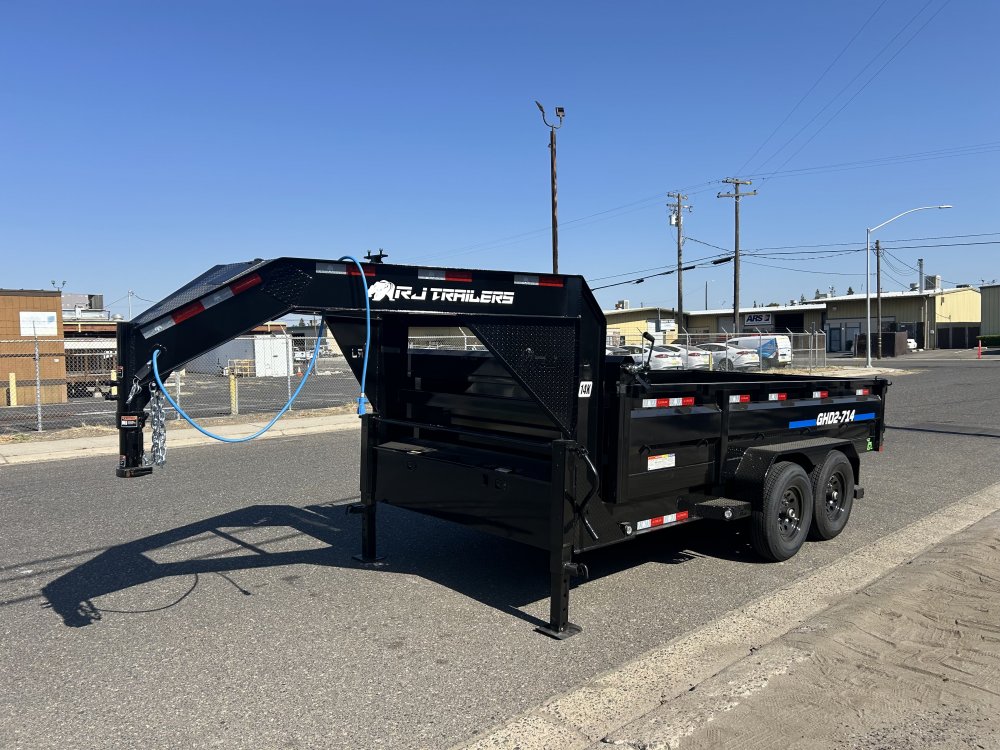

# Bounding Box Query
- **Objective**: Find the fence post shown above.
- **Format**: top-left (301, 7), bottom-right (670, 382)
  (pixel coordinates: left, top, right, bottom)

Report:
top-left (230, 372), bottom-right (239, 415)
top-left (173, 370), bottom-right (182, 420)
top-left (7, 372), bottom-right (16, 407)
top-left (34, 334), bottom-right (42, 432)
top-left (286, 337), bottom-right (293, 410)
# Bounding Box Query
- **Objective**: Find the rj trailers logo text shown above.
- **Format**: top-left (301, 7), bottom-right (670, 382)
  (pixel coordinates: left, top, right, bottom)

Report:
top-left (368, 279), bottom-right (514, 305)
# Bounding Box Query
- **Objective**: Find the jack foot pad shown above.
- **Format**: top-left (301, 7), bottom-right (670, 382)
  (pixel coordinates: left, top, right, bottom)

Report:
top-left (535, 622), bottom-right (583, 640)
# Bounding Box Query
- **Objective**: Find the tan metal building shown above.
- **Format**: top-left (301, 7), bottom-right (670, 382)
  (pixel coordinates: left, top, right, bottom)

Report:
top-left (684, 304), bottom-right (827, 337)
top-left (982, 285), bottom-right (1000, 337)
top-left (0, 289), bottom-right (68, 405)
top-left (821, 287), bottom-right (980, 351)
top-left (603, 306), bottom-right (679, 346)
top-left (608, 287), bottom-right (981, 353)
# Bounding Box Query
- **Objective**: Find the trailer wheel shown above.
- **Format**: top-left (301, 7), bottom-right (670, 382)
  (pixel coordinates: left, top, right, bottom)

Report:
top-left (807, 451), bottom-right (855, 541)
top-left (751, 461), bottom-right (813, 562)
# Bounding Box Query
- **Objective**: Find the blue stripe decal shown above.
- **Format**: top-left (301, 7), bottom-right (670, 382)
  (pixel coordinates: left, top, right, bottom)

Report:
top-left (789, 411), bottom-right (877, 429)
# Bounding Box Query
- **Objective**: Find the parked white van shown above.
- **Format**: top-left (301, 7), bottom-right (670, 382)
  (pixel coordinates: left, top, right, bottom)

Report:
top-left (726, 334), bottom-right (793, 368)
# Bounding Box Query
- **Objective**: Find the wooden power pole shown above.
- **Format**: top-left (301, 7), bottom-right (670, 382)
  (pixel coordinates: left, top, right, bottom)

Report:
top-left (717, 178), bottom-right (757, 334)
top-left (667, 192), bottom-right (692, 336)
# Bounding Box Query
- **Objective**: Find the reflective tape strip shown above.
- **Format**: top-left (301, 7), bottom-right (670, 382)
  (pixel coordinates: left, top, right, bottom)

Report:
top-left (316, 263), bottom-right (375, 277)
top-left (641, 396), bottom-right (695, 408)
top-left (140, 272), bottom-right (263, 339)
top-left (514, 274), bottom-right (564, 287)
top-left (813, 390), bottom-right (829, 398)
top-left (768, 393), bottom-right (788, 401)
top-left (140, 316), bottom-right (176, 339)
top-left (172, 300), bottom-right (205, 324)
top-left (316, 262), bottom-right (348, 274)
top-left (856, 388), bottom-right (870, 396)
top-left (729, 394), bottom-right (751, 404)
top-left (229, 273), bottom-right (262, 294)
top-left (200, 286), bottom-right (235, 309)
top-left (636, 510), bottom-right (690, 531)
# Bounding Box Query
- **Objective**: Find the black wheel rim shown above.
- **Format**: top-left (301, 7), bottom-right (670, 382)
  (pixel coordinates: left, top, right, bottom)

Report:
top-left (824, 472), bottom-right (847, 521)
top-left (777, 486), bottom-right (803, 539)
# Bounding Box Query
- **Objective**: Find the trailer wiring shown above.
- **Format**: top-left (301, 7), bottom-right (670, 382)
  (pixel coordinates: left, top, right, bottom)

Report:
top-left (149, 254), bottom-right (372, 444)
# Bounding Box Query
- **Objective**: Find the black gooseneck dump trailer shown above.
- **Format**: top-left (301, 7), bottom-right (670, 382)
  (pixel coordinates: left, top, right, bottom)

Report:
top-left (116, 258), bottom-right (888, 638)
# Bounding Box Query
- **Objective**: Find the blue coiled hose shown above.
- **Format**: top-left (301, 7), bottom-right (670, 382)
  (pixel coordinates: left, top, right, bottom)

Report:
top-left (150, 255), bottom-right (371, 443)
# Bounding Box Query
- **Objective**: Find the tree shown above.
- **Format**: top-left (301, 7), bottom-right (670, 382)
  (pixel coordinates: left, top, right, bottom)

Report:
top-left (814, 288), bottom-right (821, 299)
top-left (846, 286), bottom-right (855, 295)
top-left (799, 294), bottom-right (807, 304)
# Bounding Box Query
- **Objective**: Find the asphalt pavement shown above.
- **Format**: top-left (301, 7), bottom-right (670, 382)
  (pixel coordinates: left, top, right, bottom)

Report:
top-left (2, 353), bottom-right (999, 749)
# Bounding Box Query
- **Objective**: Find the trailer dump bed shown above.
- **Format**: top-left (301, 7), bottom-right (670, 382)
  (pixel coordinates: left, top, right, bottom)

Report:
top-left (116, 258), bottom-right (888, 637)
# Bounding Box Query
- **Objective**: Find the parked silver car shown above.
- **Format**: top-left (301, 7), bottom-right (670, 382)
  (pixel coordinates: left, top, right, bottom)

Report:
top-left (647, 346), bottom-right (684, 370)
top-left (699, 342), bottom-right (761, 371)
top-left (655, 344), bottom-right (711, 370)
top-left (611, 344), bottom-right (683, 370)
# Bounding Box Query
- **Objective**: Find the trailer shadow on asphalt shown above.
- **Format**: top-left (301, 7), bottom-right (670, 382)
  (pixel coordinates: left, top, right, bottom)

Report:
top-left (39, 501), bottom-right (761, 631)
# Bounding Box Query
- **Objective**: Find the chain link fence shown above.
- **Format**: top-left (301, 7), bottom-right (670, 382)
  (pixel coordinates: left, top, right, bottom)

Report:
top-left (0, 336), bottom-right (360, 435)
top-left (673, 331), bottom-right (829, 371)
top-left (0, 330), bottom-right (848, 435)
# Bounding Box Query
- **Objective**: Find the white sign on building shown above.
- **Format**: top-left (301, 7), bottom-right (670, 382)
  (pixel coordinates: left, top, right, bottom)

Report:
top-left (19, 311), bottom-right (58, 336)
top-left (743, 311), bottom-right (774, 328)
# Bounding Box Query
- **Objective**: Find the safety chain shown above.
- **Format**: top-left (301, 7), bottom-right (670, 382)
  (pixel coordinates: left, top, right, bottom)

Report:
top-left (148, 385), bottom-right (168, 466)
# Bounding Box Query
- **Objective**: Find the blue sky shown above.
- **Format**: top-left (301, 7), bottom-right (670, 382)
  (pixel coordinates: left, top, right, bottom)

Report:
top-left (1, 1), bottom-right (997, 317)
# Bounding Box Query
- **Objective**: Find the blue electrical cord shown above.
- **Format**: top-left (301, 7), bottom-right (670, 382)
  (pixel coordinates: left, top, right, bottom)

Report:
top-left (149, 255), bottom-right (372, 443)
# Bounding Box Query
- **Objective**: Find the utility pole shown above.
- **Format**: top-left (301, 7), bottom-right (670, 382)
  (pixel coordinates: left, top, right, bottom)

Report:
top-left (717, 178), bottom-right (757, 334)
top-left (667, 192), bottom-right (692, 333)
top-left (535, 101), bottom-right (565, 274)
top-left (128, 290), bottom-right (134, 319)
top-left (875, 240), bottom-right (882, 360)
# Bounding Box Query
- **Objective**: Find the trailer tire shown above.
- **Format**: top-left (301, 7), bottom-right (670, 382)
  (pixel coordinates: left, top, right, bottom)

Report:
top-left (807, 451), bottom-right (854, 541)
top-left (750, 461), bottom-right (813, 562)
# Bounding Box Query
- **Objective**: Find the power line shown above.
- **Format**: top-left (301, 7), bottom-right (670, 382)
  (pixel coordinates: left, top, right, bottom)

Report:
top-left (589, 252), bottom-right (725, 282)
top-left (742, 260), bottom-right (864, 277)
top-left (738, 0), bottom-right (888, 175)
top-left (878, 240), bottom-right (1000, 250)
top-left (758, 0), bottom-right (953, 183)
top-left (881, 231), bottom-right (1000, 243)
top-left (748, 141), bottom-right (1000, 181)
top-left (685, 236), bottom-right (731, 253)
top-left (753, 0), bottom-right (938, 176)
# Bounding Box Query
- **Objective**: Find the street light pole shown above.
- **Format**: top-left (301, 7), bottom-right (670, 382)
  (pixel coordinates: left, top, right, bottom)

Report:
top-left (535, 101), bottom-right (565, 274)
top-left (864, 205), bottom-right (952, 367)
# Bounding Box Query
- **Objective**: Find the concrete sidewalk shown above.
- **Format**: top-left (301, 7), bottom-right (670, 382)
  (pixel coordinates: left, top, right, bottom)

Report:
top-left (0, 413), bottom-right (361, 466)
top-left (601, 508), bottom-right (1000, 750)
top-left (457, 481), bottom-right (1000, 750)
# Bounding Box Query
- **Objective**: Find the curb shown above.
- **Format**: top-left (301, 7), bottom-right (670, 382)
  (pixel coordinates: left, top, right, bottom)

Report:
top-left (452, 479), bottom-right (1000, 750)
top-left (0, 415), bottom-right (361, 466)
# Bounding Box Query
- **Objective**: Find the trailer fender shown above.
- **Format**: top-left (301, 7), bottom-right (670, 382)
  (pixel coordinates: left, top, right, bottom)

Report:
top-left (725, 438), bottom-right (860, 506)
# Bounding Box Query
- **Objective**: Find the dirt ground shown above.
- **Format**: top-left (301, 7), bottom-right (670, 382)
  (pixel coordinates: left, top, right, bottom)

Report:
top-left (609, 511), bottom-right (1000, 750)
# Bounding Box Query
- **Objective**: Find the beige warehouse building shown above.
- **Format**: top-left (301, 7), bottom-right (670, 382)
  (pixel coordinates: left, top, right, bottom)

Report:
top-left (605, 286), bottom-right (982, 353)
